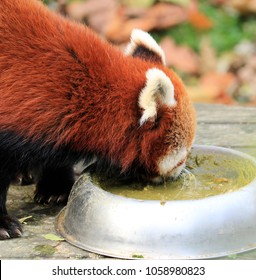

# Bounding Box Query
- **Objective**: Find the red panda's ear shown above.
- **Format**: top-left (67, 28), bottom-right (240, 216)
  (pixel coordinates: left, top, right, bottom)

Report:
top-left (139, 68), bottom-right (176, 126)
top-left (125, 29), bottom-right (166, 65)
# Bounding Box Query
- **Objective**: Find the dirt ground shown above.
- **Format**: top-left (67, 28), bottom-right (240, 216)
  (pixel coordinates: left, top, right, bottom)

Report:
top-left (0, 184), bottom-right (105, 259)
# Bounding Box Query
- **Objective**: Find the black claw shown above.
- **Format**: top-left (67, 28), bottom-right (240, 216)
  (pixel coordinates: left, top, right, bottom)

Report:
top-left (34, 192), bottom-right (68, 205)
top-left (0, 215), bottom-right (23, 239)
top-left (0, 229), bottom-right (10, 240)
top-left (56, 194), bottom-right (68, 204)
top-left (14, 228), bottom-right (23, 237)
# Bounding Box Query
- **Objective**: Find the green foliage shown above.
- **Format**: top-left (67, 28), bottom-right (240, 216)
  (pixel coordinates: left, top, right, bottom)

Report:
top-left (42, 0), bottom-right (56, 4)
top-left (153, 1), bottom-right (255, 54)
top-left (154, 23), bottom-right (201, 51)
top-left (200, 2), bottom-right (255, 53)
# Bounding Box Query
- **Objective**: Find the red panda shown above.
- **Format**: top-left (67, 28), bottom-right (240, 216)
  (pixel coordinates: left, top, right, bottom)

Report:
top-left (0, 0), bottom-right (196, 239)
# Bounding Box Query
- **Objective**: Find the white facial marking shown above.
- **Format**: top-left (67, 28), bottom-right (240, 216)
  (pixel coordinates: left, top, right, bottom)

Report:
top-left (158, 147), bottom-right (187, 177)
top-left (125, 29), bottom-right (166, 65)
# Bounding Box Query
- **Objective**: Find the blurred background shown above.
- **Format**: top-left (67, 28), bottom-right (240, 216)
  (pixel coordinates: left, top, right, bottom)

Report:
top-left (43, 0), bottom-right (256, 105)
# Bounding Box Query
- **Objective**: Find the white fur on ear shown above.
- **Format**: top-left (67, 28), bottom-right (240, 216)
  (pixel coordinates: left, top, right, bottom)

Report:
top-left (139, 68), bottom-right (176, 126)
top-left (125, 29), bottom-right (166, 65)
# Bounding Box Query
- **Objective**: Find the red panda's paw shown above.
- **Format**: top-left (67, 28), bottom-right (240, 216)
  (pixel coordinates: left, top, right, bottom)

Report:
top-left (34, 166), bottom-right (74, 205)
top-left (34, 191), bottom-right (69, 205)
top-left (0, 214), bottom-right (23, 239)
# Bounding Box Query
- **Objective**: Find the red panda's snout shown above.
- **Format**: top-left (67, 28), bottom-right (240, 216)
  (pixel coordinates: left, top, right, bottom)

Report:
top-left (150, 149), bottom-right (188, 184)
top-left (158, 148), bottom-right (188, 179)
top-left (136, 148), bottom-right (189, 184)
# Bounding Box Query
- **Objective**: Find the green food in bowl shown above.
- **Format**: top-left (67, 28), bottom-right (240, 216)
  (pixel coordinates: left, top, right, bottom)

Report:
top-left (93, 150), bottom-right (256, 201)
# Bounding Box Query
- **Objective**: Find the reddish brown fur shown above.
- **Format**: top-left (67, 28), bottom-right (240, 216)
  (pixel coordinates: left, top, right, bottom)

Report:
top-left (0, 0), bottom-right (196, 177)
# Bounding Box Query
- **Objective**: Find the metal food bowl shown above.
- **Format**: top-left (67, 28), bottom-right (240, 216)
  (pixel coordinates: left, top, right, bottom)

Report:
top-left (56, 145), bottom-right (256, 259)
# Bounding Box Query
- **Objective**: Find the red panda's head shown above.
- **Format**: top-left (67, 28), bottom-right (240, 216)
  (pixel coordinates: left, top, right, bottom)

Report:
top-left (120, 29), bottom-right (196, 183)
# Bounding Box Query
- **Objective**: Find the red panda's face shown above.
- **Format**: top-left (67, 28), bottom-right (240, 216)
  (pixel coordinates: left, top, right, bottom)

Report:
top-left (137, 84), bottom-right (196, 183)
top-left (149, 94), bottom-right (196, 183)
top-left (125, 29), bottom-right (196, 182)
top-left (147, 69), bottom-right (196, 183)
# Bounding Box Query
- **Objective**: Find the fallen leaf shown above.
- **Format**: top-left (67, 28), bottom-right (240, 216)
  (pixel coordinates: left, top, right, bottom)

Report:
top-left (105, 7), bottom-right (155, 43)
top-left (132, 254), bottom-right (144, 258)
top-left (67, 0), bottom-right (118, 34)
top-left (200, 72), bottom-right (236, 93)
top-left (160, 37), bottom-right (200, 74)
top-left (159, 0), bottom-right (191, 7)
top-left (147, 3), bottom-right (187, 29)
top-left (43, 233), bottom-right (65, 242)
top-left (122, 0), bottom-right (155, 8)
top-left (188, 72), bottom-right (237, 103)
top-left (187, 85), bottom-right (219, 103)
top-left (229, 0), bottom-right (256, 13)
top-left (105, 3), bottom-right (187, 43)
top-left (187, 10), bottom-right (213, 30)
top-left (200, 36), bottom-right (217, 73)
top-left (212, 0), bottom-right (256, 13)
top-left (19, 215), bottom-right (33, 224)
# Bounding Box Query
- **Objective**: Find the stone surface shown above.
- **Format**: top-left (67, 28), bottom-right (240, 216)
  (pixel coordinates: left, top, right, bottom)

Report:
top-left (1, 104), bottom-right (256, 259)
